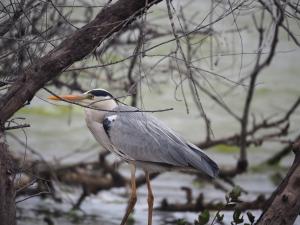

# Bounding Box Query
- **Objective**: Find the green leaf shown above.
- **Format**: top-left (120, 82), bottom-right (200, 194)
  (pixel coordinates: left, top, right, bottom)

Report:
top-left (225, 194), bottom-right (230, 204)
top-left (229, 186), bottom-right (242, 202)
top-left (270, 172), bottom-right (284, 186)
top-left (197, 210), bottom-right (210, 225)
top-left (126, 215), bottom-right (135, 225)
top-left (247, 211), bottom-right (255, 224)
top-left (216, 212), bottom-right (224, 222)
top-left (176, 218), bottom-right (188, 225)
top-left (233, 209), bottom-right (244, 224)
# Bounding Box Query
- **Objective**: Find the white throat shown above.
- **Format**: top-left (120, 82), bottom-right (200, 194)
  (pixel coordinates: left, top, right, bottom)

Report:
top-left (84, 98), bottom-right (117, 151)
top-left (84, 98), bottom-right (117, 123)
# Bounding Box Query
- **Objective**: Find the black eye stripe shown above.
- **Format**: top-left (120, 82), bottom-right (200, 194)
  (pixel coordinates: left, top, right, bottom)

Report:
top-left (89, 90), bottom-right (113, 98)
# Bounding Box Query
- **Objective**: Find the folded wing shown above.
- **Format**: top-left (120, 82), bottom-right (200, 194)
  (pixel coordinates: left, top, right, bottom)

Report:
top-left (104, 105), bottom-right (219, 178)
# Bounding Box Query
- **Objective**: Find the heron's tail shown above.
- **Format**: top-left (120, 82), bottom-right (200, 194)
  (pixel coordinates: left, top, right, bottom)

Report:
top-left (186, 144), bottom-right (219, 178)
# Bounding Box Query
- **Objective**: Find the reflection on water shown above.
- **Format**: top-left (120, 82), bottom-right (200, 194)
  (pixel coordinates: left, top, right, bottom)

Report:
top-left (15, 172), bottom-right (282, 225)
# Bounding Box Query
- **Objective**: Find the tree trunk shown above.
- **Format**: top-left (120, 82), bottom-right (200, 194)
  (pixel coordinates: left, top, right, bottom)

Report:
top-left (0, 131), bottom-right (16, 225)
top-left (256, 141), bottom-right (300, 225)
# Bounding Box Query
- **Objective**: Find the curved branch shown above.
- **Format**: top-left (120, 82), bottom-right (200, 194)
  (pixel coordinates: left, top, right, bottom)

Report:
top-left (0, 0), bottom-right (162, 124)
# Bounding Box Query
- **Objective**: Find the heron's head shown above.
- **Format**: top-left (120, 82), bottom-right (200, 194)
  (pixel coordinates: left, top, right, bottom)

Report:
top-left (48, 88), bottom-right (118, 117)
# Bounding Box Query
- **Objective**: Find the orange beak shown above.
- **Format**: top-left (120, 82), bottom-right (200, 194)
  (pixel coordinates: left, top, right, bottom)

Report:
top-left (48, 94), bottom-right (86, 101)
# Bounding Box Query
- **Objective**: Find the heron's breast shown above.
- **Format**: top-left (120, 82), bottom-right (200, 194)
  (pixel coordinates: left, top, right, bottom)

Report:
top-left (85, 118), bottom-right (113, 151)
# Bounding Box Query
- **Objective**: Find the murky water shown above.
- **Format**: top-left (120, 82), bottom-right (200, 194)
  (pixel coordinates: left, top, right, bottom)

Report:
top-left (6, 0), bottom-right (300, 224)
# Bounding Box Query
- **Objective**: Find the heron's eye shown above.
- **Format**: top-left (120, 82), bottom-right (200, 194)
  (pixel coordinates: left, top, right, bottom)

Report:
top-left (87, 94), bottom-right (94, 99)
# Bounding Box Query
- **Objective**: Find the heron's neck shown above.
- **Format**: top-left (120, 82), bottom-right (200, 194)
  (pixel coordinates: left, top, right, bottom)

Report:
top-left (84, 99), bottom-right (117, 123)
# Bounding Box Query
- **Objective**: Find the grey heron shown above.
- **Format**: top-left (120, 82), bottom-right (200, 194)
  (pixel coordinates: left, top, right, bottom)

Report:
top-left (48, 88), bottom-right (219, 225)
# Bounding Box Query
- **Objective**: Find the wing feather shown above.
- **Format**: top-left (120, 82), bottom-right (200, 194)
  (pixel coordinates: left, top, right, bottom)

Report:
top-left (105, 105), bottom-right (218, 177)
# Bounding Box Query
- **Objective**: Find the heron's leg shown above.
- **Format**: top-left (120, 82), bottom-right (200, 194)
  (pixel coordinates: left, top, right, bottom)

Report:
top-left (145, 171), bottom-right (154, 225)
top-left (120, 163), bottom-right (137, 225)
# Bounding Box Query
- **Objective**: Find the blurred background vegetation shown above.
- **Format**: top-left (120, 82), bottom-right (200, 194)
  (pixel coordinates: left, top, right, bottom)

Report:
top-left (1, 0), bottom-right (300, 224)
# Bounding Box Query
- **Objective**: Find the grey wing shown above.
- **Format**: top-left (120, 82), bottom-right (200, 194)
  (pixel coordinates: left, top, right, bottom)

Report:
top-left (105, 106), bottom-right (218, 177)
